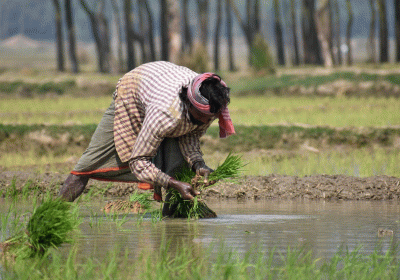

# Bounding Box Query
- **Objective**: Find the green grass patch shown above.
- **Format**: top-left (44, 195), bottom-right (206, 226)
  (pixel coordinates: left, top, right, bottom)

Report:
top-left (235, 147), bottom-right (400, 177)
top-left (230, 71), bottom-right (400, 95)
top-left (229, 95), bottom-right (400, 127)
top-left (1, 95), bottom-right (399, 127)
top-left (0, 80), bottom-right (76, 95)
top-left (1, 240), bottom-right (399, 279)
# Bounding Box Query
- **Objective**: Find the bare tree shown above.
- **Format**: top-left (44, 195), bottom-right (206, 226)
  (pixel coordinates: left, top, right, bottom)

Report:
top-left (229, 0), bottom-right (262, 65)
top-left (139, 0), bottom-right (156, 61)
top-left (377, 0), bottom-right (388, 62)
top-left (137, 0), bottom-right (147, 63)
top-left (345, 0), bottom-right (353, 65)
top-left (168, 0), bottom-right (181, 64)
top-left (160, 0), bottom-right (169, 61)
top-left (213, 0), bottom-right (222, 71)
top-left (378, 0), bottom-right (389, 62)
top-left (80, 0), bottom-right (111, 73)
top-left (124, 0), bottom-right (136, 70)
top-left (301, 0), bottom-right (323, 65)
top-left (110, 0), bottom-right (124, 72)
top-left (368, 0), bottom-right (377, 63)
top-left (52, 0), bottom-right (65, 72)
top-left (225, 0), bottom-right (236, 71)
top-left (289, 0), bottom-right (300, 66)
top-left (196, 0), bottom-right (209, 46)
top-left (181, 0), bottom-right (193, 54)
top-left (395, 0), bottom-right (400, 62)
top-left (65, 0), bottom-right (79, 73)
top-left (317, 0), bottom-right (334, 67)
top-left (273, 0), bottom-right (285, 66)
top-left (332, 0), bottom-right (342, 65)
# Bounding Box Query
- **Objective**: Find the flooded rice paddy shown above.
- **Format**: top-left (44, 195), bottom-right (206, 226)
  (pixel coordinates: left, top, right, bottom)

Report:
top-left (69, 199), bottom-right (400, 261)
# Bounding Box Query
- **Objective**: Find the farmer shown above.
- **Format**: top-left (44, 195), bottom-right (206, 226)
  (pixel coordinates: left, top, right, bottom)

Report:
top-left (58, 61), bottom-right (235, 212)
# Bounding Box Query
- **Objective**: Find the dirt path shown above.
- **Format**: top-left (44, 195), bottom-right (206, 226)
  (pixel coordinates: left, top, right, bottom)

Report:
top-left (1, 170), bottom-right (399, 201)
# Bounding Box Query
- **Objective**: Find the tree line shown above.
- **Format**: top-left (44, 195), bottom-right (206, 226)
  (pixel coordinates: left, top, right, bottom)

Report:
top-left (51, 0), bottom-right (400, 74)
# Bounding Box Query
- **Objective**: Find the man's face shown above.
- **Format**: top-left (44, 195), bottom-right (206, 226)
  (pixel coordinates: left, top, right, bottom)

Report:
top-left (188, 105), bottom-right (216, 126)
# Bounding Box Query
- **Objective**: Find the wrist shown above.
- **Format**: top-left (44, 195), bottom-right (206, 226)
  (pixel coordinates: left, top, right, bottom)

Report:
top-left (192, 160), bottom-right (205, 172)
top-left (167, 177), bottom-right (177, 189)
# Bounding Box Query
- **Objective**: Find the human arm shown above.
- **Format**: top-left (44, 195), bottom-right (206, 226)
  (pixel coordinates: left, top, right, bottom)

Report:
top-left (178, 125), bottom-right (214, 181)
top-left (129, 107), bottom-right (200, 199)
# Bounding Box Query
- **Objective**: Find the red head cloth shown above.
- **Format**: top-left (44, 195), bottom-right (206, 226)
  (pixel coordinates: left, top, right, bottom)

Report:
top-left (187, 73), bottom-right (235, 138)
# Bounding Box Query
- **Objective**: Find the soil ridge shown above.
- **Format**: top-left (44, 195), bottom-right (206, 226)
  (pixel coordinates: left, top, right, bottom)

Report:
top-left (1, 171), bottom-right (399, 201)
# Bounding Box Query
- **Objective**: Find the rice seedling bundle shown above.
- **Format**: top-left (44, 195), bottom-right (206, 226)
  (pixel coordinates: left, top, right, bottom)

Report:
top-left (1, 197), bottom-right (80, 258)
top-left (166, 153), bottom-right (244, 219)
top-left (26, 198), bottom-right (79, 253)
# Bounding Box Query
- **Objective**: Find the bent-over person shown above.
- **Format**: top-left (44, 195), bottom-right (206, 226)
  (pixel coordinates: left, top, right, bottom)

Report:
top-left (58, 61), bottom-right (235, 215)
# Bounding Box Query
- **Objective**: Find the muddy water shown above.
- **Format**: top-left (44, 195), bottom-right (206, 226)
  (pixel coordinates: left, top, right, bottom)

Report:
top-left (75, 199), bottom-right (400, 260)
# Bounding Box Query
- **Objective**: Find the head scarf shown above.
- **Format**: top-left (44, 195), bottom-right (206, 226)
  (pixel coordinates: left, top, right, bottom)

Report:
top-left (187, 73), bottom-right (235, 138)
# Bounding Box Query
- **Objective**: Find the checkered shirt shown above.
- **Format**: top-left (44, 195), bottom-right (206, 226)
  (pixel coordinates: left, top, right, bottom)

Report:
top-left (113, 61), bottom-right (213, 190)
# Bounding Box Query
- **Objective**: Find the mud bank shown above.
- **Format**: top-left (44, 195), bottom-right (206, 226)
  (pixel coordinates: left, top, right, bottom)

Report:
top-left (1, 170), bottom-right (399, 201)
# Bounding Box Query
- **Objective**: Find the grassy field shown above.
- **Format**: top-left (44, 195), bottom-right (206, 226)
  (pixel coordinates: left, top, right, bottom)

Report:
top-left (1, 95), bottom-right (400, 127)
top-left (1, 93), bottom-right (400, 177)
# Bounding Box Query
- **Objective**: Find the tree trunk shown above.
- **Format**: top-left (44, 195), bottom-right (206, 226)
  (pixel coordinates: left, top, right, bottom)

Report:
top-left (197, 0), bottom-right (209, 46)
top-left (253, 0), bottom-right (261, 34)
top-left (110, 0), bottom-right (124, 72)
top-left (168, 0), bottom-right (181, 64)
top-left (273, 0), bottom-right (285, 66)
top-left (138, 1), bottom-right (148, 63)
top-left (65, 0), bottom-right (79, 73)
top-left (213, 0), bottom-right (222, 71)
top-left (290, 0), bottom-right (300, 66)
top-left (301, 0), bottom-right (323, 65)
top-left (52, 0), bottom-right (64, 72)
top-left (368, 0), bottom-right (377, 63)
top-left (124, 0), bottom-right (135, 70)
top-left (333, 0), bottom-right (342, 65)
top-left (80, 0), bottom-right (110, 73)
top-left (316, 0), bottom-right (334, 67)
top-left (229, 0), bottom-right (257, 65)
top-left (377, 0), bottom-right (389, 62)
top-left (182, 0), bottom-right (193, 54)
top-left (395, 0), bottom-right (400, 62)
top-left (160, 0), bottom-right (169, 61)
top-left (225, 0), bottom-right (235, 71)
top-left (345, 0), bottom-right (353, 65)
top-left (140, 0), bottom-right (156, 61)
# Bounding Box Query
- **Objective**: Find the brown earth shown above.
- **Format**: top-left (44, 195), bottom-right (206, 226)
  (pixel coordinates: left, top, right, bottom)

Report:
top-left (1, 168), bottom-right (399, 201)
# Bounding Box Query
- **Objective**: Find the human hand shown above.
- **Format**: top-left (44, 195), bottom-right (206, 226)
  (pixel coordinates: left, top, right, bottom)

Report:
top-left (193, 161), bottom-right (214, 182)
top-left (168, 178), bottom-right (200, 200)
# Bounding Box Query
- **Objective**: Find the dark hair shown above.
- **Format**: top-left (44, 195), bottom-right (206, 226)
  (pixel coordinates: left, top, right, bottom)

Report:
top-left (180, 75), bottom-right (230, 114)
top-left (199, 75), bottom-right (230, 114)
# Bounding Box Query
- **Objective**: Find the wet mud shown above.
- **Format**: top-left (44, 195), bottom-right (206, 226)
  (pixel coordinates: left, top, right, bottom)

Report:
top-left (1, 170), bottom-right (399, 201)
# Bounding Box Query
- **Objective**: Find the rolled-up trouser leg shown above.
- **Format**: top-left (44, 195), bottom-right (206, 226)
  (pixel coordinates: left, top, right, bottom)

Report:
top-left (59, 174), bottom-right (89, 202)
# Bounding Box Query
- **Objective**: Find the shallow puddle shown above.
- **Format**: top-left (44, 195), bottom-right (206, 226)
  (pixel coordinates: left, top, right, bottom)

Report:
top-left (72, 199), bottom-right (400, 260)
top-left (1, 199), bottom-right (399, 261)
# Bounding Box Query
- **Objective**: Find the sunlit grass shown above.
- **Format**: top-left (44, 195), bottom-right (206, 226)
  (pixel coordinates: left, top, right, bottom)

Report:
top-left (0, 149), bottom-right (74, 173)
top-left (0, 96), bottom-right (111, 125)
top-left (204, 147), bottom-right (400, 178)
top-left (1, 95), bottom-right (399, 127)
top-left (229, 96), bottom-right (400, 127)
